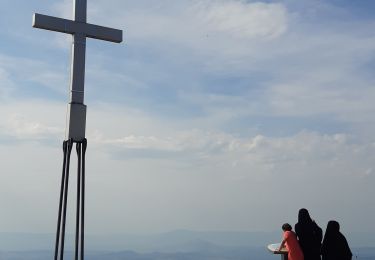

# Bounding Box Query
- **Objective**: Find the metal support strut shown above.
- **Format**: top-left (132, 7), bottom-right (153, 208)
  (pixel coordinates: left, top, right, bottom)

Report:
top-left (55, 138), bottom-right (87, 260)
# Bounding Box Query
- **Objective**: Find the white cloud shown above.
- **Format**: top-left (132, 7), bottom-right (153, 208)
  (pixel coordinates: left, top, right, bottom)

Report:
top-left (84, 103), bottom-right (374, 181)
top-left (84, 126), bottom-right (375, 233)
top-left (196, 1), bottom-right (287, 39)
top-left (0, 100), bottom-right (65, 141)
top-left (87, 0), bottom-right (288, 60)
top-left (5, 114), bottom-right (62, 140)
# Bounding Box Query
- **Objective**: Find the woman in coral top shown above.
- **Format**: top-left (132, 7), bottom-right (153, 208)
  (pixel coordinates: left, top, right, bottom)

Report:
top-left (278, 223), bottom-right (304, 260)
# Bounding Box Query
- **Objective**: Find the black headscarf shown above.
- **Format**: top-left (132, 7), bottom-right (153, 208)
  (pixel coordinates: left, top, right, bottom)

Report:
top-left (298, 208), bottom-right (313, 224)
top-left (321, 220), bottom-right (352, 260)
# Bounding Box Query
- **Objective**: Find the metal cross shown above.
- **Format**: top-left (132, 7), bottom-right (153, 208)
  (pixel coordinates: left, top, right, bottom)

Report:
top-left (32, 1), bottom-right (122, 260)
top-left (32, 0), bottom-right (122, 142)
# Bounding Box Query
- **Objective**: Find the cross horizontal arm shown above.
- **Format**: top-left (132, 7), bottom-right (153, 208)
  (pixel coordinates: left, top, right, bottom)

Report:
top-left (33, 13), bottom-right (123, 43)
top-left (85, 22), bottom-right (122, 43)
top-left (32, 13), bottom-right (77, 35)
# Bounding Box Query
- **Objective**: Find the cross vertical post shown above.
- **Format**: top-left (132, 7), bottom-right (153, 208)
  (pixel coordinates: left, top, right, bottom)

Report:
top-left (68, 0), bottom-right (88, 142)
top-left (71, 0), bottom-right (87, 103)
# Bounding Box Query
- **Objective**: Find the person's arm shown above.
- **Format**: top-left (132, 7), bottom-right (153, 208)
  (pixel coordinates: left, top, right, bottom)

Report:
top-left (278, 239), bottom-right (286, 251)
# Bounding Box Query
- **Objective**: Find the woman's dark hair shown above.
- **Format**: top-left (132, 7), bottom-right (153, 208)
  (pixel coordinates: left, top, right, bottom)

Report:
top-left (282, 223), bottom-right (292, 231)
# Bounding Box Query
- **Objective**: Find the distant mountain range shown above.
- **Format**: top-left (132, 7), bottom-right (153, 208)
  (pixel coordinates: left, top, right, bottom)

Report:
top-left (0, 230), bottom-right (374, 259)
top-left (0, 248), bottom-right (275, 260)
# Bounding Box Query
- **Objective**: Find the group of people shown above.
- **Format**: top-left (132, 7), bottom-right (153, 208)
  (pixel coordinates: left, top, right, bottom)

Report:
top-left (278, 208), bottom-right (352, 260)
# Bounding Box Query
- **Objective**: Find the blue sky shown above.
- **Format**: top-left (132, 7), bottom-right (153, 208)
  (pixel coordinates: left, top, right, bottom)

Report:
top-left (1, 0), bottom-right (375, 240)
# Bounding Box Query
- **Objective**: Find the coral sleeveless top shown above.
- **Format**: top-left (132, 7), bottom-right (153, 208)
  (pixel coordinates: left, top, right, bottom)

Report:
top-left (284, 231), bottom-right (304, 260)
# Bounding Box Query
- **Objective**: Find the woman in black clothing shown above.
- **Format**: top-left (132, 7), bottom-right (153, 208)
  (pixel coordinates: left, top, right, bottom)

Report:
top-left (295, 208), bottom-right (323, 260)
top-left (321, 220), bottom-right (352, 260)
